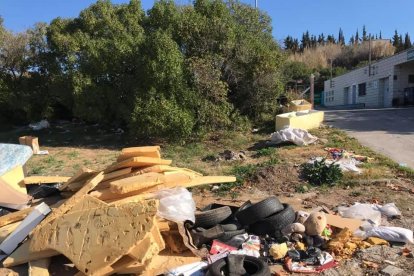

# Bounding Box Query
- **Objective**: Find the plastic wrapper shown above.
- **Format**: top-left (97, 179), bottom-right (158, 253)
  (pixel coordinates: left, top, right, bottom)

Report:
top-left (338, 203), bottom-right (382, 226)
top-left (155, 187), bottom-right (196, 223)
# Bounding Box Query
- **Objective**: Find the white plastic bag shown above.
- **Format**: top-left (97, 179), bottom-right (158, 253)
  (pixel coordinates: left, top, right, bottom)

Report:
top-left (338, 203), bottom-right (382, 226)
top-left (269, 128), bottom-right (318, 146)
top-left (155, 187), bottom-right (196, 223)
top-left (364, 226), bottom-right (414, 244)
top-left (374, 203), bottom-right (402, 218)
top-left (29, 119), bottom-right (50, 131)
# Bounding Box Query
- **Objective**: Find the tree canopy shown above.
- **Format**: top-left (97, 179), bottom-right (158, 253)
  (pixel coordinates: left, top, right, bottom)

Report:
top-left (0, 0), bottom-right (285, 140)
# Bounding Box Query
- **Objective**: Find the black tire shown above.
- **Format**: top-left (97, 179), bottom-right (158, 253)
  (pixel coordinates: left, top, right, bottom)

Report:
top-left (249, 204), bottom-right (296, 238)
top-left (207, 256), bottom-right (270, 276)
top-left (218, 229), bottom-right (246, 242)
top-left (235, 197), bottom-right (284, 226)
top-left (195, 206), bottom-right (232, 228)
top-left (234, 200), bottom-right (252, 217)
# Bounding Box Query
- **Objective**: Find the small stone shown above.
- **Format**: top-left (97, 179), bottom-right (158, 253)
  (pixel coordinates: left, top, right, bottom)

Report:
top-left (407, 208), bottom-right (411, 211)
top-left (211, 185), bottom-right (219, 191)
top-left (288, 193), bottom-right (295, 197)
top-left (381, 265), bottom-right (404, 276)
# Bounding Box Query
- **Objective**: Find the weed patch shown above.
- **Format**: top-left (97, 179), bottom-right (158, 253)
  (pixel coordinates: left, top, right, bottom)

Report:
top-left (301, 158), bottom-right (343, 186)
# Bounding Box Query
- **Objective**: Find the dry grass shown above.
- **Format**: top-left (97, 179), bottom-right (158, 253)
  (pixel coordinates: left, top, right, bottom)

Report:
top-left (290, 41), bottom-right (395, 69)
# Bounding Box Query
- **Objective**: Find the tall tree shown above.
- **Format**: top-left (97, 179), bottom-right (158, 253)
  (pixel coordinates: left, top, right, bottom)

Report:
top-left (326, 34), bottom-right (335, 44)
top-left (338, 28), bottom-right (345, 45)
top-left (349, 35), bottom-right (355, 45)
top-left (392, 30), bottom-right (400, 49)
top-left (310, 35), bottom-right (317, 47)
top-left (284, 35), bottom-right (294, 50)
top-left (292, 38), bottom-right (299, 52)
top-left (404, 33), bottom-right (412, 49)
top-left (355, 29), bottom-right (360, 44)
top-left (362, 25), bottom-right (368, 41)
top-left (317, 33), bottom-right (325, 45)
top-left (301, 31), bottom-right (310, 50)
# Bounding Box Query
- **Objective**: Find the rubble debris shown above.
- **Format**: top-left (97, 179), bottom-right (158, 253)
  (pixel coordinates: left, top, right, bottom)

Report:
top-left (0, 143), bottom-right (412, 276)
top-left (0, 146), bottom-right (238, 275)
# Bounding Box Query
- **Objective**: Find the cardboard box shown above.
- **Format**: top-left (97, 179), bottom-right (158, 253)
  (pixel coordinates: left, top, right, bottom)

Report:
top-left (18, 136), bottom-right (39, 154)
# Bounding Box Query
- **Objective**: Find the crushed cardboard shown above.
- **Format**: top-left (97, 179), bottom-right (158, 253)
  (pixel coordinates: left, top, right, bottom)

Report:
top-left (0, 146), bottom-right (236, 275)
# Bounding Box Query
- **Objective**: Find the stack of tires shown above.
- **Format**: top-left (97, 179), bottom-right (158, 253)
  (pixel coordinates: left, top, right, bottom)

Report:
top-left (235, 196), bottom-right (296, 239)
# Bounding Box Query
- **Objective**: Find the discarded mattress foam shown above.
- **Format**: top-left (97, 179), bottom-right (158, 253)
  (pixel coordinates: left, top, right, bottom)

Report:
top-left (275, 110), bottom-right (324, 131)
top-left (0, 144), bottom-right (33, 176)
top-left (269, 128), bottom-right (318, 146)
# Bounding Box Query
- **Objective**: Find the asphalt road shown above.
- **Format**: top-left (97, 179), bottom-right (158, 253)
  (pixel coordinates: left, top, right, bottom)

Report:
top-left (323, 107), bottom-right (414, 168)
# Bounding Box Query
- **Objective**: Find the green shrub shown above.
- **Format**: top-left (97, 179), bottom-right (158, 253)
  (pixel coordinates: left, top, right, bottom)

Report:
top-left (129, 95), bottom-right (195, 141)
top-left (301, 158), bottom-right (343, 186)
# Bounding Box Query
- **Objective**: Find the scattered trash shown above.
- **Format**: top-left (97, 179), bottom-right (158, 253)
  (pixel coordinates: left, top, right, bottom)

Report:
top-left (203, 150), bottom-right (247, 162)
top-left (269, 243), bottom-right (288, 259)
top-left (268, 128), bottom-right (318, 146)
top-left (28, 119), bottom-right (50, 131)
top-left (325, 148), bottom-right (373, 162)
top-left (0, 143), bottom-right (411, 275)
top-left (218, 150), bottom-right (247, 161)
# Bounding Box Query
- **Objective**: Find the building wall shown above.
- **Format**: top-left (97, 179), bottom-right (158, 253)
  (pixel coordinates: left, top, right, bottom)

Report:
top-left (393, 62), bottom-right (414, 104)
top-left (324, 48), bottom-right (414, 108)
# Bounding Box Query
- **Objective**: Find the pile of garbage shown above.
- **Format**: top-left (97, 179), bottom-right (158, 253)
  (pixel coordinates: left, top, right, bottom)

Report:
top-left (0, 145), bottom-right (237, 275)
top-left (182, 198), bottom-right (413, 275)
top-left (0, 143), bottom-right (413, 276)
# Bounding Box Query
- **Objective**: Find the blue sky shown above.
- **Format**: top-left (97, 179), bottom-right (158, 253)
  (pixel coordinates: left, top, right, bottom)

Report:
top-left (0, 0), bottom-right (412, 43)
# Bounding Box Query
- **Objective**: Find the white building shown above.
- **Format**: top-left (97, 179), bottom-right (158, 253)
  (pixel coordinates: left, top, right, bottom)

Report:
top-left (324, 47), bottom-right (414, 108)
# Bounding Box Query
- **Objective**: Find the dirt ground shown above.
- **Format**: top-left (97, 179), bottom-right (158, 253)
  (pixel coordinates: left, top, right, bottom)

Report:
top-left (1, 121), bottom-right (414, 275)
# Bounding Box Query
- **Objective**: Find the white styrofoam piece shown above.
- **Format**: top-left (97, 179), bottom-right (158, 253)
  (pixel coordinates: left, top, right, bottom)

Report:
top-left (0, 202), bottom-right (51, 255)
